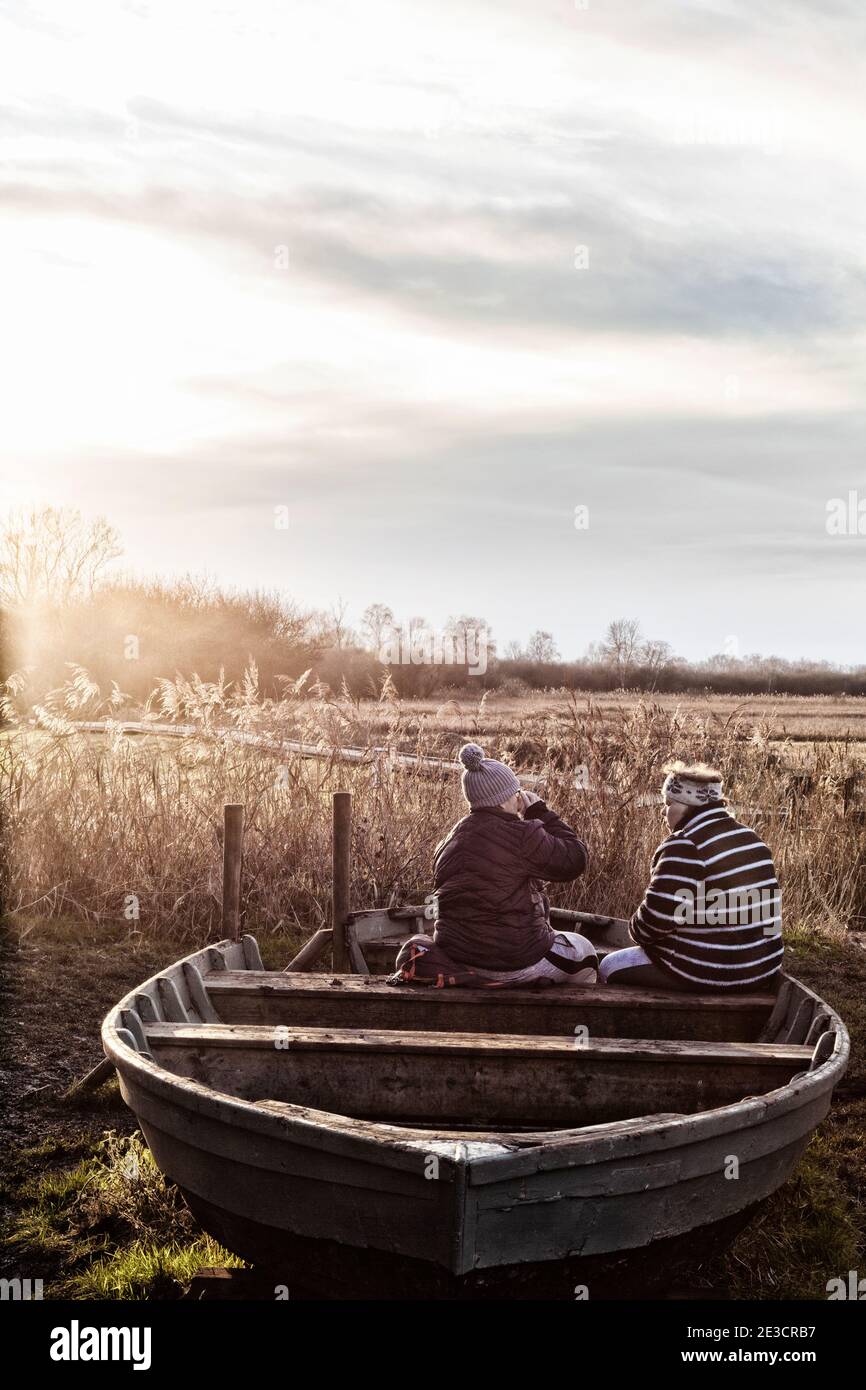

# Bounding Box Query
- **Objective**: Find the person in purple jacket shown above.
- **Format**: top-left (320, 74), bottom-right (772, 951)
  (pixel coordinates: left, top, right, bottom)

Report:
top-left (429, 743), bottom-right (597, 985)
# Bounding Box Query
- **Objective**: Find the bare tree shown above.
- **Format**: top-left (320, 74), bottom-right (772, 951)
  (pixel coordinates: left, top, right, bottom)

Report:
top-left (526, 630), bottom-right (560, 663)
top-left (361, 602), bottom-right (395, 656)
top-left (327, 596), bottom-right (355, 650)
top-left (445, 614), bottom-right (496, 663)
top-left (640, 637), bottom-right (675, 689)
top-left (599, 617), bottom-right (643, 687)
top-left (0, 506), bottom-right (121, 606)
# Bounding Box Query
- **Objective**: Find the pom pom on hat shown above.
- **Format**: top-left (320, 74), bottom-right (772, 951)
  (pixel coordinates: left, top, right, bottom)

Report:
top-left (459, 742), bottom-right (485, 771)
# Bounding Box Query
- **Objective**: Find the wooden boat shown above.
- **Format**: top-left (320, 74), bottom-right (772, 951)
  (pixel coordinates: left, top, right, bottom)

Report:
top-left (102, 906), bottom-right (849, 1299)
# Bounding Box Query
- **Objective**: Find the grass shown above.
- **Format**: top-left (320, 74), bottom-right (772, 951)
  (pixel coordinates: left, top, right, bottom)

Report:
top-left (717, 1140), bottom-right (861, 1300)
top-left (5, 1132), bottom-right (242, 1299)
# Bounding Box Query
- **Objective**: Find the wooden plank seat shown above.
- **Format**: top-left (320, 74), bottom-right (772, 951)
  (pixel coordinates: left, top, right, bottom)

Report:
top-left (145, 1021), bottom-right (810, 1129)
top-left (202, 970), bottom-right (777, 1043)
top-left (342, 906), bottom-right (634, 974)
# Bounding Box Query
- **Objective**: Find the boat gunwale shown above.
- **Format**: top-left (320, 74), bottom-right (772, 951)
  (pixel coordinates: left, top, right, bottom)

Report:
top-left (101, 936), bottom-right (850, 1182)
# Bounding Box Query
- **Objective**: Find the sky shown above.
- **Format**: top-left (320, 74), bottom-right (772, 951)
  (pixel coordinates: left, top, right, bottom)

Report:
top-left (2, 0), bottom-right (866, 663)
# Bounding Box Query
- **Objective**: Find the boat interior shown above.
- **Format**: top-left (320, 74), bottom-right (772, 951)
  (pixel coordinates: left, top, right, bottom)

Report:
top-left (115, 907), bottom-right (839, 1135)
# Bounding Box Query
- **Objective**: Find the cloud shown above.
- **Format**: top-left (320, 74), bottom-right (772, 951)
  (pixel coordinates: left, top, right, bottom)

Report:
top-left (2, 0), bottom-right (865, 659)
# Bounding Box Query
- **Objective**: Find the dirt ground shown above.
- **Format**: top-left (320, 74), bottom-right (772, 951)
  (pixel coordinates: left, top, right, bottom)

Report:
top-left (0, 922), bottom-right (186, 1283)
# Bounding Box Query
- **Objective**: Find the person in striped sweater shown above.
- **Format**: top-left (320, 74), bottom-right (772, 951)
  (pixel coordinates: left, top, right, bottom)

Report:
top-left (599, 762), bottom-right (784, 992)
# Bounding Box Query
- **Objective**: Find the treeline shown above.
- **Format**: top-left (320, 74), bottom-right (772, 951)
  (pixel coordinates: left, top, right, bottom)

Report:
top-left (4, 576), bottom-right (866, 706)
top-left (2, 507), bottom-right (865, 709)
top-left (493, 655), bottom-right (866, 698)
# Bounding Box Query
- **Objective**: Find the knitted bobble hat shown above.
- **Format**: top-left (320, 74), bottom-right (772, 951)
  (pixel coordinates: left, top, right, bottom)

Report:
top-left (459, 742), bottom-right (521, 808)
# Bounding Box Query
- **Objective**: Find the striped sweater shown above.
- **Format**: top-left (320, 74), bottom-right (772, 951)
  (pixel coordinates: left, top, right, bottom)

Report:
top-left (630, 803), bottom-right (783, 989)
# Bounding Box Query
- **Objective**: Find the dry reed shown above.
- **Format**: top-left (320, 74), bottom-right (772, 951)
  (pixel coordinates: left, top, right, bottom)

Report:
top-left (2, 667), bottom-right (864, 942)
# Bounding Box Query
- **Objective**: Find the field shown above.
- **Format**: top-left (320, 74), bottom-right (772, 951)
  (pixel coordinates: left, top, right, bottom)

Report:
top-left (345, 691), bottom-right (866, 750)
top-left (1, 680), bottom-right (865, 1299)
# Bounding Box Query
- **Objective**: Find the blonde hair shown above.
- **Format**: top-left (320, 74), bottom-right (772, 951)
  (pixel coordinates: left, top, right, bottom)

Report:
top-left (662, 760), bottom-right (723, 784)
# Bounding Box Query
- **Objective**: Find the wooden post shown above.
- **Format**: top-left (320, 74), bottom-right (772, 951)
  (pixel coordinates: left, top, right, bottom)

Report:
top-left (331, 791), bottom-right (352, 972)
top-left (222, 803), bottom-right (245, 942)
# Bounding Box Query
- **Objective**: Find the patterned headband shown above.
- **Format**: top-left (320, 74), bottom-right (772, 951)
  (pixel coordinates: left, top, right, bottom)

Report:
top-left (662, 772), bottom-right (724, 808)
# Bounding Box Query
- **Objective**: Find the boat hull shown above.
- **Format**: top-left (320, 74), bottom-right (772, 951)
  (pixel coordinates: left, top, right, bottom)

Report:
top-left (102, 936), bottom-right (849, 1295)
top-left (178, 1188), bottom-right (765, 1299)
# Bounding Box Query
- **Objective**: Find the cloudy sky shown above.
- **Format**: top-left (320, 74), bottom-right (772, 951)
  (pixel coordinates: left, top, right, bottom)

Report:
top-left (2, 0), bottom-right (865, 662)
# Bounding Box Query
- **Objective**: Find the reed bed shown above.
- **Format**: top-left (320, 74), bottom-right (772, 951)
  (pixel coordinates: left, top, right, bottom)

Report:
top-left (2, 667), bottom-right (865, 942)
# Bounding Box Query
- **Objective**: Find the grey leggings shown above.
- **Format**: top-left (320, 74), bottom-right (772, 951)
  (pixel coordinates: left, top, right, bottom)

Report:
top-left (599, 944), bottom-right (695, 992)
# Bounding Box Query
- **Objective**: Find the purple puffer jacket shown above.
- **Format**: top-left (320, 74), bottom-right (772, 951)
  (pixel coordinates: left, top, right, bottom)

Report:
top-left (432, 802), bottom-right (588, 971)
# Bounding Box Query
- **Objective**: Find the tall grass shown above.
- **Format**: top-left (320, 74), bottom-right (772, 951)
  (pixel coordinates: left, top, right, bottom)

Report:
top-left (2, 668), bottom-right (865, 941)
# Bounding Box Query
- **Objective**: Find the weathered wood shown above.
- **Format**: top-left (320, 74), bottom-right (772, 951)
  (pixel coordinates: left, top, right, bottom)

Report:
top-left (362, 905), bottom-right (631, 954)
top-left (805, 1010), bottom-right (832, 1047)
top-left (182, 961), bottom-right (220, 1023)
top-left (175, 1188), bottom-right (761, 1299)
top-left (157, 975), bottom-right (190, 1023)
top-left (783, 997), bottom-right (816, 1045)
top-left (147, 1021), bottom-right (810, 1064)
top-left (345, 922), bottom-right (370, 976)
top-left (61, 1056), bottom-right (115, 1100)
top-left (283, 928), bottom-right (333, 973)
top-left (241, 935), bottom-right (265, 972)
top-left (222, 803), bottom-right (245, 941)
top-left (146, 1022), bottom-right (810, 1129)
top-left (221, 940), bottom-right (249, 971)
top-left (331, 792), bottom-right (352, 973)
top-left (375, 906), bottom-right (629, 931)
top-left (470, 1135), bottom-right (809, 1268)
top-left (204, 970), bottom-right (776, 1042)
top-left (774, 982), bottom-right (807, 1044)
top-left (133, 990), bottom-right (162, 1023)
top-left (114, 1026), bottom-right (139, 1053)
top-left (810, 1029), bottom-right (837, 1071)
top-left (549, 908), bottom-right (631, 950)
top-left (349, 910), bottom-right (427, 946)
top-left (182, 1268), bottom-right (286, 1301)
top-left (101, 934), bottom-right (850, 1287)
top-left (120, 1008), bottom-right (149, 1055)
top-left (758, 978), bottom-right (793, 1042)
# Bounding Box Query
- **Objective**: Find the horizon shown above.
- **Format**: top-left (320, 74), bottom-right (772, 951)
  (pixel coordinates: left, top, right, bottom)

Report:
top-left (20, 541), bottom-right (866, 673)
top-left (3, 1), bottom-right (866, 662)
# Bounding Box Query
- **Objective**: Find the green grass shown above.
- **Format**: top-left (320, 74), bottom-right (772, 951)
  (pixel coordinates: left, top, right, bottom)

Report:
top-left (711, 1128), bottom-right (864, 1299)
top-left (67, 1235), bottom-right (242, 1301)
top-left (6, 1131), bottom-right (242, 1300)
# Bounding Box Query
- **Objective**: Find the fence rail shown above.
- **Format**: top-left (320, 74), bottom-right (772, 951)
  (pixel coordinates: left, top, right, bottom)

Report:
top-left (67, 720), bottom-right (785, 816)
top-left (70, 720), bottom-right (551, 788)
